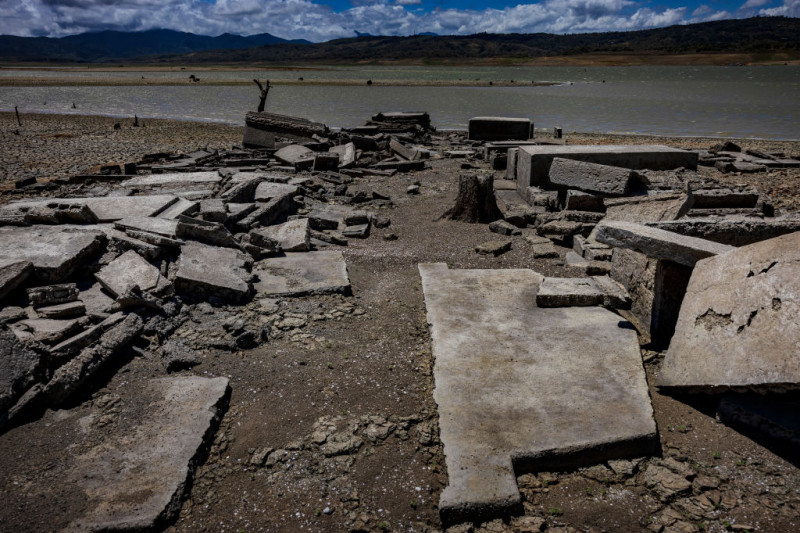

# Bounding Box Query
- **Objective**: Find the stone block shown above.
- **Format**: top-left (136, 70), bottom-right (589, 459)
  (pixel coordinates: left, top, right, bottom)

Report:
top-left (690, 186), bottom-right (760, 209)
top-left (242, 125), bottom-right (275, 148)
top-left (0, 325), bottom-right (43, 415)
top-left (516, 145), bottom-right (698, 191)
top-left (0, 260), bottom-right (33, 303)
top-left (475, 240), bottom-right (512, 256)
top-left (10, 318), bottom-right (81, 344)
top-left (418, 264), bottom-right (656, 525)
top-left (253, 251), bottom-right (350, 297)
top-left (254, 182), bottom-right (299, 203)
top-left (646, 215), bottom-right (800, 247)
top-left (175, 242), bottom-right (253, 303)
top-left (596, 221), bottom-right (734, 267)
top-left (549, 158), bottom-right (633, 196)
top-left (36, 301), bottom-right (85, 319)
top-left (199, 199), bottom-right (227, 223)
top-left (95, 250), bottom-right (172, 298)
top-left (3, 195), bottom-right (178, 223)
top-left (122, 172), bottom-right (222, 190)
top-left (274, 145), bottom-right (315, 169)
top-left (489, 220), bottom-right (522, 236)
top-left (468, 117), bottom-right (531, 141)
top-left (658, 231), bottom-right (800, 392)
top-left (115, 217), bottom-right (179, 239)
top-left (536, 277), bottom-right (604, 307)
top-left (564, 189), bottom-right (605, 212)
top-left (506, 148), bottom-right (519, 181)
top-left (250, 219), bottom-right (310, 252)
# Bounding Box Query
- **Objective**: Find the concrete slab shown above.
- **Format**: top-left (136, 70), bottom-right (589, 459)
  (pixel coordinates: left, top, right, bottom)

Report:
top-left (596, 221), bottom-right (734, 267)
top-left (419, 264), bottom-right (657, 524)
top-left (646, 215), bottom-right (800, 247)
top-left (95, 250), bottom-right (172, 298)
top-left (274, 145), bottom-right (315, 167)
top-left (0, 325), bottom-right (43, 415)
top-left (468, 117), bottom-right (531, 141)
top-left (115, 217), bottom-right (179, 239)
top-left (156, 198), bottom-right (199, 220)
top-left (68, 377), bottom-right (229, 531)
top-left (3, 195), bottom-right (178, 223)
top-left (536, 277), bottom-right (604, 307)
top-left (658, 231), bottom-right (800, 392)
top-left (175, 242), bottom-right (252, 303)
top-left (516, 145), bottom-right (698, 191)
top-left (0, 226), bottom-right (106, 283)
top-left (0, 260), bottom-right (33, 303)
top-left (10, 318), bottom-right (81, 344)
top-left (122, 171), bottom-right (222, 190)
top-left (254, 182), bottom-right (299, 202)
top-left (251, 219), bottom-right (311, 252)
top-left (253, 251), bottom-right (350, 297)
top-left (549, 158), bottom-right (633, 196)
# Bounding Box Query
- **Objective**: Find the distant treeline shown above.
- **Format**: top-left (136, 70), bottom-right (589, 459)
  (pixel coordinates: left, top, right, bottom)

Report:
top-left (1, 17), bottom-right (798, 63)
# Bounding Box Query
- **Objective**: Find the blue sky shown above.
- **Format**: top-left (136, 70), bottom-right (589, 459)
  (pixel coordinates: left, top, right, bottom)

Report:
top-left (0, 0), bottom-right (797, 42)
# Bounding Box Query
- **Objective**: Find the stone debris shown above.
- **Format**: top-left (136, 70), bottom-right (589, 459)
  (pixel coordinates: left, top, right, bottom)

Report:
top-left (253, 251), bottom-right (351, 297)
top-left (27, 282), bottom-right (79, 307)
top-left (658, 231), bottom-right (800, 392)
top-left (95, 250), bottom-right (173, 298)
top-left (536, 275), bottom-right (630, 309)
top-left (548, 158), bottom-right (634, 195)
top-left (175, 242), bottom-right (253, 303)
top-left (250, 218), bottom-right (311, 252)
top-left (475, 239), bottom-right (512, 256)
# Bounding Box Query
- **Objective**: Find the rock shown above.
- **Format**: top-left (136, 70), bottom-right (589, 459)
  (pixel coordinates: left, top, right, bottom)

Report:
top-left (564, 190), bottom-right (605, 212)
top-left (95, 250), bottom-right (173, 298)
top-left (475, 240), bottom-right (512, 256)
top-left (67, 376), bottom-right (229, 531)
top-left (342, 223), bottom-right (370, 239)
top-left (644, 464), bottom-right (692, 502)
top-left (406, 184), bottom-right (420, 195)
top-left (374, 215), bottom-right (391, 229)
top-left (175, 242), bottom-right (253, 303)
top-left (690, 186), bottom-right (760, 209)
top-left (36, 301), bottom-right (86, 319)
top-left (0, 325), bottom-right (44, 416)
top-left (548, 158), bottom-right (633, 196)
top-left (199, 199), bottom-right (227, 223)
top-left (253, 251), bottom-right (351, 297)
top-left (49, 312), bottom-right (125, 359)
top-left (27, 283), bottom-right (79, 308)
top-left (488, 220), bottom-right (521, 236)
top-left (596, 221), bottom-right (734, 267)
top-left (161, 340), bottom-right (201, 372)
top-left (658, 231), bottom-right (800, 392)
top-left (0, 306), bottom-right (26, 325)
top-left (0, 226), bottom-right (106, 283)
top-left (419, 264), bottom-right (656, 525)
top-left (251, 219), bottom-right (311, 252)
top-left (104, 228), bottom-right (162, 260)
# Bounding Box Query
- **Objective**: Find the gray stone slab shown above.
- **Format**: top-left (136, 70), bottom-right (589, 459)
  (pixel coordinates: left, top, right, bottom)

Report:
top-left (242, 125), bottom-right (275, 148)
top-left (549, 158), bottom-right (633, 195)
top-left (68, 377), bottom-right (229, 531)
top-left (419, 264), bottom-right (657, 524)
top-left (0, 260), bottom-right (33, 303)
top-left (468, 117), bottom-right (531, 141)
top-left (253, 251), bottom-right (350, 297)
top-left (115, 217), bottom-right (179, 239)
top-left (690, 186), bottom-right (760, 209)
top-left (37, 301), bottom-right (85, 319)
top-left (646, 215), bottom-right (800, 247)
top-left (658, 231), bottom-right (800, 392)
top-left (10, 317), bottom-right (81, 344)
top-left (3, 195), bottom-right (178, 223)
top-left (565, 190), bottom-right (605, 212)
top-left (516, 144), bottom-right (698, 191)
top-left (536, 277), bottom-right (604, 307)
top-left (254, 182), bottom-right (299, 202)
top-left (156, 198), bottom-right (199, 220)
top-left (0, 325), bottom-right (43, 414)
top-left (95, 250), bottom-right (171, 298)
top-left (175, 242), bottom-right (252, 303)
top-left (102, 227), bottom-right (162, 260)
top-left (596, 221), bottom-right (734, 267)
top-left (122, 171), bottom-right (222, 189)
top-left (274, 145), bottom-right (315, 166)
top-left (251, 219), bottom-right (310, 252)
top-left (0, 226), bottom-right (106, 283)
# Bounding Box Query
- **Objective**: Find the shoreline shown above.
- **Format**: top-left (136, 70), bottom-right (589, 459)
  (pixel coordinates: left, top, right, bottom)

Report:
top-left (0, 77), bottom-right (562, 87)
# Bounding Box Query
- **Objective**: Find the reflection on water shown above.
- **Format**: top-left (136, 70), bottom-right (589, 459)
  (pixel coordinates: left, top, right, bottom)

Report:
top-left (1, 66), bottom-right (799, 139)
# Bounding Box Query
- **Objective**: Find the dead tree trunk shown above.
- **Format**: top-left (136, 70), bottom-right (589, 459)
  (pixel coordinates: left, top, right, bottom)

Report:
top-left (253, 79), bottom-right (272, 112)
top-left (440, 173), bottom-right (501, 223)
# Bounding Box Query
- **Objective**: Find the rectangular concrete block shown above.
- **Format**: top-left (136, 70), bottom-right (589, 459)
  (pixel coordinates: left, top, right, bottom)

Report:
top-left (253, 251), bottom-right (350, 297)
top-left (516, 144), bottom-right (698, 192)
top-left (550, 158), bottom-right (633, 196)
top-left (468, 117), bottom-right (531, 142)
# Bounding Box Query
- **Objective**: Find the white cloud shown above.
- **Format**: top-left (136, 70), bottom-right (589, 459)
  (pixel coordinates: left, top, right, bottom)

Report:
top-left (759, 0), bottom-right (800, 16)
top-left (740, 0), bottom-right (770, 9)
top-left (0, 0), bottom-right (770, 42)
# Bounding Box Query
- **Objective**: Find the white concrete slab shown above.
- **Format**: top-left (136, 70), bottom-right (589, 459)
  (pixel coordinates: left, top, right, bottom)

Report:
top-left (253, 251), bottom-right (350, 297)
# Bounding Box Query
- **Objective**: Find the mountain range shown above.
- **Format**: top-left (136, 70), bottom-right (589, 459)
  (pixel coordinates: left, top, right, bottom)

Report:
top-left (0, 17), bottom-right (798, 64)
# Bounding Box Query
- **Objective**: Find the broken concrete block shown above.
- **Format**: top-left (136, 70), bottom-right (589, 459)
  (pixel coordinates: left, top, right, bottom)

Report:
top-left (475, 240), bottom-right (512, 256)
top-left (235, 194), bottom-right (296, 232)
top-left (0, 260), bottom-right (33, 303)
top-left (418, 264), bottom-right (656, 525)
top-left (595, 221), bottom-right (734, 267)
top-left (220, 175), bottom-right (264, 204)
top-left (115, 216), bottom-right (179, 239)
top-left (36, 301), bottom-right (85, 319)
top-left (176, 216), bottom-right (238, 248)
top-left (658, 231), bottom-right (800, 392)
top-left (488, 220), bottom-right (522, 236)
top-left (122, 171), bottom-right (222, 191)
top-left (242, 125), bottom-right (275, 148)
top-left (549, 158), bottom-right (633, 196)
top-left (0, 325), bottom-right (44, 416)
top-left (27, 283), bottom-right (79, 308)
top-left (161, 340), bottom-right (201, 372)
top-left (254, 182), bottom-right (299, 202)
top-left (690, 186), bottom-right (760, 209)
top-left (390, 139), bottom-right (418, 161)
top-left (274, 145), bottom-right (315, 169)
top-left (199, 199), bottom-right (227, 223)
top-left (516, 145), bottom-right (698, 191)
top-left (95, 250), bottom-right (172, 299)
top-left (10, 317), bottom-right (82, 345)
top-left (341, 223), bottom-right (370, 239)
top-left (104, 228), bottom-right (162, 261)
top-left (0, 226), bottom-right (106, 283)
top-left (251, 219), bottom-right (310, 252)
top-left (536, 277), bottom-right (605, 307)
top-left (175, 242), bottom-right (252, 303)
top-left (646, 215), bottom-right (800, 247)
top-left (2, 195), bottom-right (178, 223)
top-left (565, 190), bottom-right (605, 212)
top-left (253, 251), bottom-right (350, 297)
top-left (468, 117), bottom-right (531, 141)
top-left (592, 275), bottom-right (632, 309)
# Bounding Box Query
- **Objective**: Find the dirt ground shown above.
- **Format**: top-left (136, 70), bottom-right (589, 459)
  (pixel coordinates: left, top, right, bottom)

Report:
top-left (0, 114), bottom-right (799, 533)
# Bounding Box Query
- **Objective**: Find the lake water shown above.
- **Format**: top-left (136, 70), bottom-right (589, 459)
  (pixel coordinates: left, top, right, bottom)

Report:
top-left (1, 65), bottom-right (799, 139)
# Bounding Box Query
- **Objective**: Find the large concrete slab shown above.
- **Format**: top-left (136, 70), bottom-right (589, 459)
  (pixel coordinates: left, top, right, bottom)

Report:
top-left (95, 250), bottom-right (172, 298)
top-left (596, 220), bottom-right (734, 267)
top-left (0, 226), bottom-right (106, 282)
top-left (658, 231), bottom-right (800, 392)
top-left (68, 377), bottom-right (229, 531)
top-left (122, 171), bottom-right (222, 190)
top-left (253, 251), bottom-right (350, 297)
top-left (549, 158), bottom-right (633, 196)
top-left (3, 195), bottom-right (178, 223)
top-left (419, 264), bottom-right (657, 524)
top-left (175, 242), bottom-right (252, 303)
top-left (516, 144), bottom-right (698, 191)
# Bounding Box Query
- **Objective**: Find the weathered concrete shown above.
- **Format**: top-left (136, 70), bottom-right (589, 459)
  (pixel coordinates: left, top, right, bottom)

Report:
top-left (475, 240), bottom-right (512, 256)
top-left (0, 260), bottom-right (33, 302)
top-left (253, 251), bottom-right (350, 297)
top-left (37, 301), bottom-right (85, 319)
top-left (122, 172), bottom-right (222, 190)
top-left (95, 250), bottom-right (172, 298)
top-left (3, 195), bottom-right (178, 223)
top-left (549, 158), bottom-right (633, 196)
top-left (157, 198), bottom-right (199, 220)
top-left (0, 325), bottom-right (43, 415)
top-left (176, 216), bottom-right (238, 248)
top-left (254, 182), bottom-right (299, 203)
top-left (659, 231), bottom-right (800, 392)
top-left (115, 216), bottom-right (179, 239)
top-left (596, 221), bottom-right (734, 267)
top-left (67, 376), bottom-right (229, 531)
top-left (516, 145), bottom-right (698, 191)
top-left (690, 186), bottom-right (760, 209)
top-left (647, 215), bottom-right (800, 247)
top-left (175, 243), bottom-right (252, 303)
top-left (564, 190), bottom-right (605, 212)
top-left (0, 226), bottom-right (106, 282)
top-left (419, 264), bottom-right (657, 524)
top-left (251, 219), bottom-right (310, 252)
top-left (242, 125), bottom-right (275, 148)
top-left (468, 117), bottom-right (531, 141)
top-left (274, 145), bottom-right (315, 168)
top-left (536, 277), bottom-right (605, 307)
top-left (102, 227), bottom-right (162, 260)
top-left (27, 283), bottom-right (79, 308)
top-left (10, 317), bottom-right (81, 344)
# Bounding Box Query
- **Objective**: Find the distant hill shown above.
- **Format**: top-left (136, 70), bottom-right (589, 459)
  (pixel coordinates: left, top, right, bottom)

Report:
top-left (0, 29), bottom-right (310, 62)
top-left (163, 16), bottom-right (800, 64)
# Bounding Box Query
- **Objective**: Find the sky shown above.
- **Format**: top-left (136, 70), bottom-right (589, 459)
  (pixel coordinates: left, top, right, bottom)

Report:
top-left (0, 0), bottom-right (797, 42)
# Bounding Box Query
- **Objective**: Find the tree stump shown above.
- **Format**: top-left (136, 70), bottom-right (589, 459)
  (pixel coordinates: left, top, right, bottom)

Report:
top-left (441, 173), bottom-right (501, 223)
